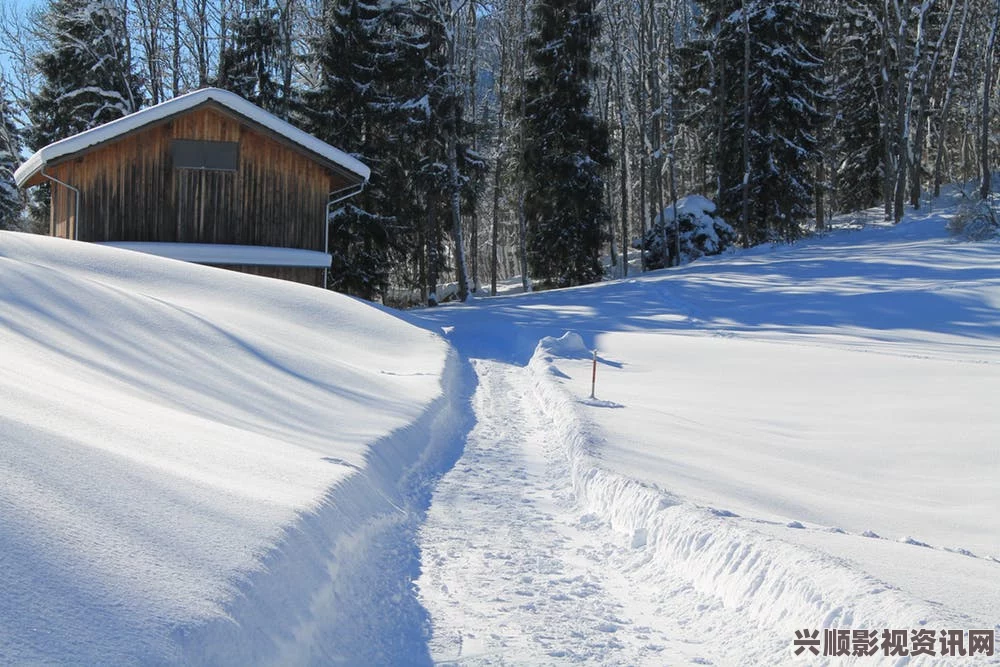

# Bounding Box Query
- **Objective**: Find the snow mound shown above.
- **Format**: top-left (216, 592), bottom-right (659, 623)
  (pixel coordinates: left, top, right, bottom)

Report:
top-left (644, 195), bottom-right (735, 268)
top-left (535, 331), bottom-right (591, 359)
top-left (655, 193), bottom-right (718, 223)
top-left (0, 232), bottom-right (467, 664)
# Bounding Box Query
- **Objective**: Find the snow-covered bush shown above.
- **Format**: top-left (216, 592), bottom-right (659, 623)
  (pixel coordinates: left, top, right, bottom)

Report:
top-left (947, 199), bottom-right (998, 241)
top-left (641, 195), bottom-right (735, 269)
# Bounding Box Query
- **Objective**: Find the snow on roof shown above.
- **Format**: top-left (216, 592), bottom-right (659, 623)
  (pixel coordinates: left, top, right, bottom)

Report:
top-left (98, 242), bottom-right (333, 268)
top-left (14, 88), bottom-right (370, 187)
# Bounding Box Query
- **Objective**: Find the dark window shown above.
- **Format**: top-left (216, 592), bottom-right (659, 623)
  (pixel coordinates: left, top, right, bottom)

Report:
top-left (171, 139), bottom-right (239, 171)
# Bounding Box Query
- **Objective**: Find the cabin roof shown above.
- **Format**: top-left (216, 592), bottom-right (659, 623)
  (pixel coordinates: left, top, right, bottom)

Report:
top-left (14, 88), bottom-right (370, 188)
top-left (98, 242), bottom-right (333, 268)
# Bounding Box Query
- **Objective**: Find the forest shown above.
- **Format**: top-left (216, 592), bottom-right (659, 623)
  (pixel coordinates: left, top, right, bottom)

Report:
top-left (0, 0), bottom-right (997, 304)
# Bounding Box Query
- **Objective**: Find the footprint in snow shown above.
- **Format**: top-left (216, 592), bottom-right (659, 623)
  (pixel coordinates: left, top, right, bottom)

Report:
top-left (944, 546), bottom-right (977, 557)
top-left (900, 536), bottom-right (932, 548)
top-left (707, 507), bottom-right (737, 518)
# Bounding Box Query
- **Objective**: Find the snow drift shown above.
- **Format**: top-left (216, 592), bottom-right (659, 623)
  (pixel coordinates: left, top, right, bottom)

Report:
top-left (0, 232), bottom-right (468, 664)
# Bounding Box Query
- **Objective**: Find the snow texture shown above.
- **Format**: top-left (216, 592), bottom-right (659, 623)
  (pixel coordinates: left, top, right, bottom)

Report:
top-left (0, 231), bottom-right (465, 664)
top-left (14, 88), bottom-right (370, 187)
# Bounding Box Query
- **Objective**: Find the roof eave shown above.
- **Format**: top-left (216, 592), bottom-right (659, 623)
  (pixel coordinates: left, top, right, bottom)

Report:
top-left (13, 153), bottom-right (45, 188)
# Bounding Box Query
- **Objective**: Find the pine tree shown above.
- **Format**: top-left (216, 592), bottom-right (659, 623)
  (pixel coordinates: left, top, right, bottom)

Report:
top-left (218, 0), bottom-right (284, 115)
top-left (29, 0), bottom-right (140, 145)
top-left (522, 0), bottom-right (610, 288)
top-left (303, 0), bottom-right (393, 299)
top-left (745, 1), bottom-right (827, 242)
top-left (690, 0), bottom-right (826, 244)
top-left (304, 0), bottom-right (434, 301)
top-left (413, 0), bottom-right (486, 303)
top-left (0, 79), bottom-right (24, 231)
top-left (828, 1), bottom-right (885, 214)
top-left (28, 0), bottom-right (141, 230)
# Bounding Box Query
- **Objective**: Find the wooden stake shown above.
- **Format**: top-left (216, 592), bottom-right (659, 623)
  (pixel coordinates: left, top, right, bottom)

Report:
top-left (590, 349), bottom-right (597, 399)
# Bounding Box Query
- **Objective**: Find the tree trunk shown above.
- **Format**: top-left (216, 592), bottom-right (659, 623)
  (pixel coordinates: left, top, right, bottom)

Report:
top-left (740, 1), bottom-right (751, 245)
top-left (427, 200), bottom-right (440, 306)
top-left (172, 0), bottom-right (180, 96)
top-left (467, 0), bottom-right (479, 292)
top-left (646, 0), bottom-right (664, 259)
top-left (517, 0), bottom-right (530, 292)
top-left (911, 0), bottom-right (959, 209)
top-left (603, 75), bottom-right (617, 272)
top-left (617, 73), bottom-right (629, 277)
top-left (981, 1), bottom-right (1000, 200)
top-left (605, 0), bottom-right (629, 277)
top-left (934, 0), bottom-right (971, 197)
top-left (880, 1), bottom-right (894, 221)
top-left (891, 0), bottom-right (912, 223)
top-left (667, 34), bottom-right (679, 265)
top-left (490, 30), bottom-right (506, 296)
top-left (636, 0), bottom-right (648, 268)
top-left (816, 159), bottom-right (826, 231)
top-left (449, 131), bottom-right (469, 302)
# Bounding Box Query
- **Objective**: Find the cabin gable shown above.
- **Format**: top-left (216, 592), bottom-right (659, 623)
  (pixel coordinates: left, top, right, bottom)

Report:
top-left (19, 90), bottom-right (368, 287)
top-left (46, 106), bottom-right (350, 257)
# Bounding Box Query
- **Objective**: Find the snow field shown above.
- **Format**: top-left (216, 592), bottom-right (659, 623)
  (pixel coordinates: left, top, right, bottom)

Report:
top-left (527, 335), bottom-right (987, 664)
top-left (0, 232), bottom-right (470, 664)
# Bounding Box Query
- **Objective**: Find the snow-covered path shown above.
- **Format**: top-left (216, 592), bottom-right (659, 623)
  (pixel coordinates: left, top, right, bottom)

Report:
top-left (412, 198), bottom-right (1000, 666)
top-left (418, 360), bottom-right (751, 666)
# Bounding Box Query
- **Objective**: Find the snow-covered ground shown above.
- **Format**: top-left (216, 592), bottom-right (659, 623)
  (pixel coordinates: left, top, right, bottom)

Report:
top-left (2, 187), bottom-right (998, 665)
top-left (0, 232), bottom-right (470, 664)
top-left (413, 193), bottom-right (1000, 664)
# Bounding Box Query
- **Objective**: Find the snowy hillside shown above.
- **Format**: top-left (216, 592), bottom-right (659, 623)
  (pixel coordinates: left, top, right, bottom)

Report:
top-left (0, 232), bottom-right (467, 664)
top-left (413, 194), bottom-right (1000, 665)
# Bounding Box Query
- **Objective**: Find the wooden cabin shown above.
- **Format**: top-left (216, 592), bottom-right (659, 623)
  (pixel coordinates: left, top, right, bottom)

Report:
top-left (14, 88), bottom-right (370, 287)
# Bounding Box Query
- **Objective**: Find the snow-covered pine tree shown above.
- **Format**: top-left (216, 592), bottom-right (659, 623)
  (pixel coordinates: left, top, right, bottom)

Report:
top-left (410, 0), bottom-right (460, 305)
top-left (28, 0), bottom-right (141, 229)
top-left (306, 0), bottom-right (462, 302)
top-left (827, 1), bottom-right (885, 215)
top-left (522, 0), bottom-right (610, 288)
top-left (412, 0), bottom-right (486, 303)
top-left (218, 0), bottom-right (284, 115)
top-left (303, 0), bottom-right (401, 300)
top-left (692, 0), bottom-right (826, 244)
top-left (0, 78), bottom-right (24, 230)
top-left (744, 0), bottom-right (827, 242)
top-left (29, 0), bottom-right (140, 145)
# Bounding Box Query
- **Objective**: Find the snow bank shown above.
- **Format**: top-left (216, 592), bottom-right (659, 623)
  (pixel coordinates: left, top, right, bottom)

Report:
top-left (525, 338), bottom-right (986, 662)
top-left (536, 331), bottom-right (590, 359)
top-left (0, 232), bottom-right (468, 663)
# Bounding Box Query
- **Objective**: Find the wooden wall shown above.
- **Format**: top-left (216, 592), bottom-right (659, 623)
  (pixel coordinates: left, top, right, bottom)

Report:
top-left (48, 105), bottom-right (354, 261)
top-left (213, 264), bottom-right (325, 287)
